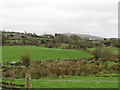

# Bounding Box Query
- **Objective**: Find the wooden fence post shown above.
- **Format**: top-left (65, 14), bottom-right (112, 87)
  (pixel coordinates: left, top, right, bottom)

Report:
top-left (25, 72), bottom-right (31, 89)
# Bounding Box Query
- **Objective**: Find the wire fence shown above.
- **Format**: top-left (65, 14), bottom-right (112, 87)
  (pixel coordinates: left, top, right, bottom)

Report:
top-left (2, 78), bottom-right (120, 82)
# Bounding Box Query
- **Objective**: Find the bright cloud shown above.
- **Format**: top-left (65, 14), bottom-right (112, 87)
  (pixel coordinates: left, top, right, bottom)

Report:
top-left (1, 0), bottom-right (119, 38)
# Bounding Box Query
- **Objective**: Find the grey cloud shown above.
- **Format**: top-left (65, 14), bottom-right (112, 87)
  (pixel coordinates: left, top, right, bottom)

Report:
top-left (1, 0), bottom-right (118, 38)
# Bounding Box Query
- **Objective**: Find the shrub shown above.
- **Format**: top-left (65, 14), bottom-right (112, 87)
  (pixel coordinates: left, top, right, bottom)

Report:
top-left (21, 52), bottom-right (31, 67)
top-left (93, 48), bottom-right (114, 61)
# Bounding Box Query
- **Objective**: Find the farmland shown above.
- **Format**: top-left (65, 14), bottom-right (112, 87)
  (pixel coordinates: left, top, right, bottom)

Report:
top-left (1, 31), bottom-right (120, 89)
top-left (4, 76), bottom-right (119, 88)
top-left (88, 46), bottom-right (119, 53)
top-left (2, 46), bottom-right (93, 62)
top-left (1, 46), bottom-right (120, 89)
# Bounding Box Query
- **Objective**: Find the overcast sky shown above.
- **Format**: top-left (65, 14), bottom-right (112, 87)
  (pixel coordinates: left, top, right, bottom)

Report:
top-left (1, 0), bottom-right (119, 38)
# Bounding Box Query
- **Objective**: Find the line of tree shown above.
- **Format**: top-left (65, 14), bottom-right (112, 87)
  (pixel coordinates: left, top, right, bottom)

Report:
top-left (2, 31), bottom-right (119, 49)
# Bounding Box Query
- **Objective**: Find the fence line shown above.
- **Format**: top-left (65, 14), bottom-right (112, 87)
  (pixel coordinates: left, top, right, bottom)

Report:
top-left (2, 78), bottom-right (120, 82)
top-left (33, 80), bottom-right (120, 82)
top-left (0, 82), bottom-right (25, 89)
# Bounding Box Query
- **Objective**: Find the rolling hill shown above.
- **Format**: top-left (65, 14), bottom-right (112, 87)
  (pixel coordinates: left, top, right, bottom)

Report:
top-left (62, 33), bottom-right (104, 40)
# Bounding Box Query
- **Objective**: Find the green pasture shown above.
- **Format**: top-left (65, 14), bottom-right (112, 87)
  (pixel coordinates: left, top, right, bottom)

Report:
top-left (88, 46), bottom-right (118, 50)
top-left (1, 46), bottom-right (93, 62)
top-left (88, 46), bottom-right (119, 54)
top-left (5, 76), bottom-right (119, 88)
top-left (6, 40), bottom-right (23, 43)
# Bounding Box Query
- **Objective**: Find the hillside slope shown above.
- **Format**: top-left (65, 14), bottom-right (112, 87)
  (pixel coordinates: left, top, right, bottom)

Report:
top-left (62, 33), bottom-right (104, 40)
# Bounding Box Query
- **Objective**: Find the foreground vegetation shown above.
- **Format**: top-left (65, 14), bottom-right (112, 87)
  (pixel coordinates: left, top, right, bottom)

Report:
top-left (2, 46), bottom-right (119, 89)
top-left (3, 76), bottom-right (119, 88)
top-left (3, 59), bottom-right (119, 79)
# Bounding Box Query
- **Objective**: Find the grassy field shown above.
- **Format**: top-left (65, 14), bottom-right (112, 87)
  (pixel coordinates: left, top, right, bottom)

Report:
top-left (6, 40), bottom-right (23, 43)
top-left (5, 76), bottom-right (119, 88)
top-left (88, 46), bottom-right (118, 50)
top-left (1, 46), bottom-right (93, 62)
top-left (88, 46), bottom-right (119, 54)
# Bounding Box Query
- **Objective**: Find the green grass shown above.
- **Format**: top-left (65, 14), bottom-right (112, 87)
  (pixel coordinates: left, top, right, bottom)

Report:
top-left (88, 46), bottom-right (119, 54)
top-left (87, 48), bottom-right (96, 51)
top-left (1, 46), bottom-right (93, 62)
top-left (88, 46), bottom-right (118, 50)
top-left (5, 76), bottom-right (119, 88)
top-left (6, 40), bottom-right (23, 43)
top-left (107, 61), bottom-right (118, 67)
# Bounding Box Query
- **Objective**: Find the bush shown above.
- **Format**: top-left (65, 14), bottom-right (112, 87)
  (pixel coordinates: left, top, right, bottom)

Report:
top-left (21, 52), bottom-right (31, 67)
top-left (93, 48), bottom-right (114, 61)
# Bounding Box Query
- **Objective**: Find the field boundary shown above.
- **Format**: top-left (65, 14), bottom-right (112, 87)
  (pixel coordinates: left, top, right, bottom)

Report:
top-left (32, 79), bottom-right (120, 82)
top-left (3, 78), bottom-right (120, 82)
top-left (0, 82), bottom-right (25, 89)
